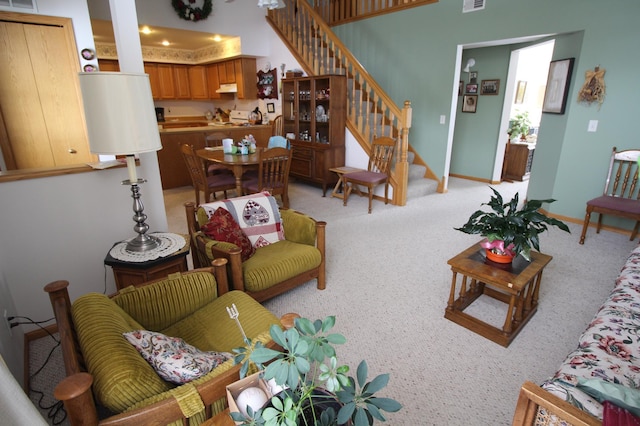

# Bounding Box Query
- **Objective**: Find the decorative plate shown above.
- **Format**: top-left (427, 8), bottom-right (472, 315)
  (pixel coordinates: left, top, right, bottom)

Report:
top-left (81, 48), bottom-right (95, 60)
top-left (83, 64), bottom-right (97, 72)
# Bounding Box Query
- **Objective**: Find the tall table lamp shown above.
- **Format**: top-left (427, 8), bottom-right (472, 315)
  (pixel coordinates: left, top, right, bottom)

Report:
top-left (79, 72), bottom-right (162, 252)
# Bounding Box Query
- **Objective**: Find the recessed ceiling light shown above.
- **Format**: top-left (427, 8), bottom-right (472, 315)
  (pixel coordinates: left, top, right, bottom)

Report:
top-left (162, 40), bottom-right (170, 46)
top-left (140, 26), bottom-right (151, 35)
top-left (212, 35), bottom-right (222, 42)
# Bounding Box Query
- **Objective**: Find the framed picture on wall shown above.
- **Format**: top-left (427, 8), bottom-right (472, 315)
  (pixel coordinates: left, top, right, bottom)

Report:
top-left (480, 79), bottom-right (499, 95)
top-left (542, 58), bottom-right (575, 114)
top-left (458, 81), bottom-right (463, 96)
top-left (462, 95), bottom-right (477, 113)
top-left (466, 84), bottom-right (478, 94)
top-left (515, 81), bottom-right (527, 104)
top-left (267, 102), bottom-right (275, 113)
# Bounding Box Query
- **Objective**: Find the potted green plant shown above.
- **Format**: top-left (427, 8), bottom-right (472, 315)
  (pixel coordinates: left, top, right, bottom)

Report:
top-left (231, 316), bottom-right (402, 426)
top-left (455, 187), bottom-right (570, 262)
top-left (507, 111), bottom-right (532, 141)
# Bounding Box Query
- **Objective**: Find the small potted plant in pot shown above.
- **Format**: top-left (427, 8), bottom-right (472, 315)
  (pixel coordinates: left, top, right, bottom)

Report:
top-left (231, 315), bottom-right (402, 426)
top-left (507, 111), bottom-right (532, 142)
top-left (455, 187), bottom-right (570, 263)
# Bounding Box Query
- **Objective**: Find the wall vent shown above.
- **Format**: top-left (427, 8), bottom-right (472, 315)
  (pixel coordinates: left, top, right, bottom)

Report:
top-left (463, 0), bottom-right (485, 13)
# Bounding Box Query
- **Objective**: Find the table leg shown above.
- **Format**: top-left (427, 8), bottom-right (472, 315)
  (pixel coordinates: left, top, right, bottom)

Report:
top-left (503, 294), bottom-right (517, 334)
top-left (232, 164), bottom-right (244, 196)
top-left (447, 271), bottom-right (458, 310)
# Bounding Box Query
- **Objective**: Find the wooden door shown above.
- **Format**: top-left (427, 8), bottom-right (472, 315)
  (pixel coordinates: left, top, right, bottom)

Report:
top-left (0, 19), bottom-right (93, 169)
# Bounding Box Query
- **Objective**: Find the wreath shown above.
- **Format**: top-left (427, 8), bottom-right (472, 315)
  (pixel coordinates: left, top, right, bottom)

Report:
top-left (171, 0), bottom-right (212, 22)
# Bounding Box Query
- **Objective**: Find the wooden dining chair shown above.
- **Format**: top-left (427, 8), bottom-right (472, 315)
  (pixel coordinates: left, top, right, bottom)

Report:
top-left (242, 147), bottom-right (292, 208)
top-left (204, 132), bottom-right (233, 176)
top-left (181, 144), bottom-right (236, 205)
top-left (579, 146), bottom-right (640, 244)
top-left (343, 136), bottom-right (396, 214)
top-left (271, 115), bottom-right (283, 136)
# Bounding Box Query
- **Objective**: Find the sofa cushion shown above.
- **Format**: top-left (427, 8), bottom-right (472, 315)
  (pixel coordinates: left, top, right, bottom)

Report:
top-left (201, 207), bottom-right (255, 262)
top-left (123, 330), bottom-right (232, 384)
top-left (198, 191), bottom-right (284, 249)
top-left (279, 208), bottom-right (317, 246)
top-left (72, 293), bottom-right (173, 413)
top-left (242, 240), bottom-right (322, 293)
top-left (578, 378), bottom-right (640, 418)
top-left (112, 271), bottom-right (220, 331)
top-left (162, 290), bottom-right (281, 352)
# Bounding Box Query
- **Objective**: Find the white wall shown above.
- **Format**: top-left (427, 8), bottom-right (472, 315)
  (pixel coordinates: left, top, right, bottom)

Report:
top-left (0, 0), bottom-right (167, 381)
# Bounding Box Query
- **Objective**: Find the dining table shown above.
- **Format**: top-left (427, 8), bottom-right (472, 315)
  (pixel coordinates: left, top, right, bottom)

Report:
top-left (196, 147), bottom-right (260, 196)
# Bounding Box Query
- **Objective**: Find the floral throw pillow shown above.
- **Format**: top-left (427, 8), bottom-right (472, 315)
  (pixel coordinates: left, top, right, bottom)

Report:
top-left (123, 330), bottom-right (232, 385)
top-left (201, 207), bottom-right (256, 261)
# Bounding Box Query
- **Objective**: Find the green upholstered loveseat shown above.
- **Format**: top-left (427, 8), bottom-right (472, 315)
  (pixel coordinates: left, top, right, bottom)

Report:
top-left (185, 194), bottom-right (326, 303)
top-left (45, 261), bottom-right (284, 426)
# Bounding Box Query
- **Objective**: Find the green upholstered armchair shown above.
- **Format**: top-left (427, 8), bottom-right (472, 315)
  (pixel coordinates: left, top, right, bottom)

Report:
top-left (185, 197), bottom-right (326, 303)
top-left (45, 260), bottom-right (287, 426)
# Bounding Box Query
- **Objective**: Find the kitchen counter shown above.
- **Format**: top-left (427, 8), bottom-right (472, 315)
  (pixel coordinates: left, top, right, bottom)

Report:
top-left (157, 124), bottom-right (273, 189)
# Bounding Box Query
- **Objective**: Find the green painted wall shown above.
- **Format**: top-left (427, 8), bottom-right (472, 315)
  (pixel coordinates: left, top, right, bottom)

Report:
top-left (333, 0), bottom-right (640, 230)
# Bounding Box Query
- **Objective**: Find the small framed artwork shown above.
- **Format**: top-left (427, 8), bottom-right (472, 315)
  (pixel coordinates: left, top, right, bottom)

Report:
top-left (267, 102), bottom-right (275, 113)
top-left (81, 48), bottom-right (95, 60)
top-left (83, 64), bottom-right (97, 72)
top-left (458, 81), bottom-right (463, 96)
top-left (462, 95), bottom-right (477, 113)
top-left (480, 79), bottom-right (499, 95)
top-left (469, 71), bottom-right (478, 84)
top-left (515, 81), bottom-right (527, 104)
top-left (542, 58), bottom-right (575, 114)
top-left (466, 84), bottom-right (478, 94)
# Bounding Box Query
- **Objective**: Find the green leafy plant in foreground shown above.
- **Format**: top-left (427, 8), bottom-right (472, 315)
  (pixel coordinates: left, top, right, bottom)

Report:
top-left (231, 316), bottom-right (402, 426)
top-left (455, 187), bottom-right (570, 261)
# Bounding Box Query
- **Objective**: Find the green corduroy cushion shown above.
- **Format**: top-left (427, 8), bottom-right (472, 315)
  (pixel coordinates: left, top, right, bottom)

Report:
top-left (162, 290), bottom-right (280, 352)
top-left (112, 271), bottom-right (219, 331)
top-left (72, 293), bottom-right (173, 413)
top-left (242, 240), bottom-right (321, 293)
top-left (280, 209), bottom-right (317, 246)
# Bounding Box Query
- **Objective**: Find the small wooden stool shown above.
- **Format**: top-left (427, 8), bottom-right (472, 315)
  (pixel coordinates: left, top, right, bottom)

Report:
top-left (329, 166), bottom-right (364, 199)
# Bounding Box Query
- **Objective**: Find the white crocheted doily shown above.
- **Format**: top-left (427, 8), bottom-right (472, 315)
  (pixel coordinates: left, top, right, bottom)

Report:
top-left (109, 233), bottom-right (186, 263)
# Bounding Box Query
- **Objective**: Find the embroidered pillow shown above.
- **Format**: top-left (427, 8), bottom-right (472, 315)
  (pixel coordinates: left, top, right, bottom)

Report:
top-left (201, 207), bottom-right (255, 261)
top-left (123, 330), bottom-right (232, 385)
top-left (200, 191), bottom-right (285, 249)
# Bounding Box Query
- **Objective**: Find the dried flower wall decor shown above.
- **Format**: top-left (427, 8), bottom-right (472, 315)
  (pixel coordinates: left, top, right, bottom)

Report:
top-left (577, 66), bottom-right (606, 109)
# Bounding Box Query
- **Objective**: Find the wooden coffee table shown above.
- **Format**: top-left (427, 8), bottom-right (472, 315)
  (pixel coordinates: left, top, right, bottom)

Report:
top-left (445, 242), bottom-right (552, 347)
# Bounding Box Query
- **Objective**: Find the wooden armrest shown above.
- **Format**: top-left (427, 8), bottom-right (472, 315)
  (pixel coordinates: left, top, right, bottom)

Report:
top-left (512, 381), bottom-right (601, 426)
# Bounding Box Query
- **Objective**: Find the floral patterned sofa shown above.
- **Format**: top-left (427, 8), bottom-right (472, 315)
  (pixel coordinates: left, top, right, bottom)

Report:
top-left (514, 245), bottom-right (640, 425)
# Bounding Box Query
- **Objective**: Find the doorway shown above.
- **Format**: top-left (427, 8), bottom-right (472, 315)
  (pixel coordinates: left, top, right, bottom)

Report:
top-left (499, 41), bottom-right (554, 186)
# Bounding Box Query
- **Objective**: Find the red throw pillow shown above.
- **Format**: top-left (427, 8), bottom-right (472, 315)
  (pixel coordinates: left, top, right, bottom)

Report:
top-left (201, 208), bottom-right (255, 261)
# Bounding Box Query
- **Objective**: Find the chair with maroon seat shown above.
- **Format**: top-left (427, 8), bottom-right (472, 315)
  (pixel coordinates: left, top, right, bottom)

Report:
top-left (579, 146), bottom-right (640, 244)
top-left (204, 132), bottom-right (233, 176)
top-left (342, 136), bottom-right (396, 214)
top-left (181, 144), bottom-right (236, 205)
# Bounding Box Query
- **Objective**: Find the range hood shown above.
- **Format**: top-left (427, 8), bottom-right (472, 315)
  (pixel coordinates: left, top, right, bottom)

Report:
top-left (216, 83), bottom-right (238, 93)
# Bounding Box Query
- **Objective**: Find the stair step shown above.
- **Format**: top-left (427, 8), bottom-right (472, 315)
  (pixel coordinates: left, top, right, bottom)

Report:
top-left (408, 163), bottom-right (427, 181)
top-left (406, 176), bottom-right (438, 200)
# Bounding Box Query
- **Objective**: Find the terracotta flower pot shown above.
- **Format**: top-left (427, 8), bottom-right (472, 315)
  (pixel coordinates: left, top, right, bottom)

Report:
top-left (485, 249), bottom-right (514, 264)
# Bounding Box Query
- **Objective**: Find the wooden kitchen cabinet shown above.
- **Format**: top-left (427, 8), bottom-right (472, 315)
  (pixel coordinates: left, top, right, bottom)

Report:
top-left (172, 65), bottom-right (191, 99)
top-left (144, 63), bottom-right (160, 99)
top-left (188, 65), bottom-right (209, 99)
top-left (157, 64), bottom-right (176, 99)
top-left (218, 61), bottom-right (235, 84)
top-left (158, 132), bottom-right (207, 189)
top-left (98, 59), bottom-right (119, 71)
top-left (233, 58), bottom-right (257, 99)
top-left (282, 75), bottom-right (346, 195)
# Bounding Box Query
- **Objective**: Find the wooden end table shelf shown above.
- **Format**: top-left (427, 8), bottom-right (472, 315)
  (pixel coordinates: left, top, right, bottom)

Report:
top-left (445, 242), bottom-right (552, 347)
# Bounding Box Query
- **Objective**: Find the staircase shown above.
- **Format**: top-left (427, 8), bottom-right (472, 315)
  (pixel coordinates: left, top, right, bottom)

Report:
top-left (267, 0), bottom-right (440, 206)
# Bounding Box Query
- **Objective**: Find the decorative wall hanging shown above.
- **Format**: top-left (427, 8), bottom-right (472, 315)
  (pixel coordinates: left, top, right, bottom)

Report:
top-left (462, 95), bottom-right (477, 113)
top-left (515, 81), bottom-right (527, 104)
top-left (542, 58), bottom-right (575, 114)
top-left (257, 67), bottom-right (278, 99)
top-left (577, 66), bottom-right (606, 109)
top-left (171, 0), bottom-right (212, 22)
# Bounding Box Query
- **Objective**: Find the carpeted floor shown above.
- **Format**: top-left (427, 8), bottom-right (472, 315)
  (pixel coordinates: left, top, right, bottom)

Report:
top-left (29, 177), bottom-right (638, 425)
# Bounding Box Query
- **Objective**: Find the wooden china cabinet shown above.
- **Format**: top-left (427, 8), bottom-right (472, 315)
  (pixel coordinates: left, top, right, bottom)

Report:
top-left (282, 75), bottom-right (346, 195)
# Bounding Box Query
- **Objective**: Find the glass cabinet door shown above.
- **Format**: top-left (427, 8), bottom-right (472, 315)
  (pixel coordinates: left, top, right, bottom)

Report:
top-left (314, 77), bottom-right (330, 144)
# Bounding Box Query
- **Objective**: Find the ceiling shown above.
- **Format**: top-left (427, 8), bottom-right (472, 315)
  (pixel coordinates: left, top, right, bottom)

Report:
top-left (91, 19), bottom-right (236, 51)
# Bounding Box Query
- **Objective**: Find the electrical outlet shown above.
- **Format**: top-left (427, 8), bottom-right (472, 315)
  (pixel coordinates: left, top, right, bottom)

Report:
top-left (439, 115), bottom-right (446, 124)
top-left (3, 309), bottom-right (11, 337)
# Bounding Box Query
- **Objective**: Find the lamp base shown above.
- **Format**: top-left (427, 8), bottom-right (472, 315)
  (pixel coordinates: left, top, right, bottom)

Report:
top-left (126, 233), bottom-right (160, 252)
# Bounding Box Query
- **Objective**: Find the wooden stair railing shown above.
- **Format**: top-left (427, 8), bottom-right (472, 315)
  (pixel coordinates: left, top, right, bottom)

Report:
top-left (268, 0), bottom-right (440, 206)
top-left (312, 0), bottom-right (439, 26)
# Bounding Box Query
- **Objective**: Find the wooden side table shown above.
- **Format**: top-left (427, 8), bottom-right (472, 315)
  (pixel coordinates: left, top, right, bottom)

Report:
top-left (201, 409), bottom-right (234, 426)
top-left (329, 166), bottom-right (363, 199)
top-left (445, 242), bottom-right (552, 347)
top-left (104, 235), bottom-right (190, 290)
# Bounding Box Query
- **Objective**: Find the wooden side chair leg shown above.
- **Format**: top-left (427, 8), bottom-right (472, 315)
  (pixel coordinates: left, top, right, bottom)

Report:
top-left (579, 210), bottom-right (592, 244)
top-left (367, 186), bottom-right (373, 214)
top-left (631, 221), bottom-right (640, 241)
top-left (596, 213), bottom-right (604, 234)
